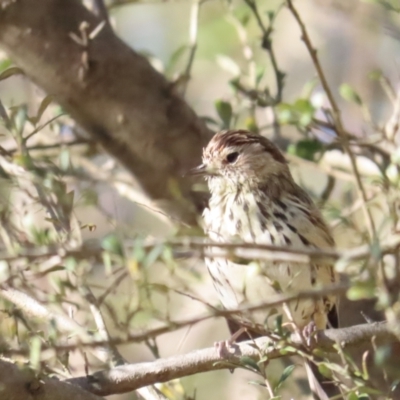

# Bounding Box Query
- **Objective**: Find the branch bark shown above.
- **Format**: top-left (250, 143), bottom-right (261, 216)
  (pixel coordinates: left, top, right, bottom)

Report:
top-left (0, 0), bottom-right (212, 224)
top-left (0, 358), bottom-right (103, 400)
top-left (67, 322), bottom-right (394, 396)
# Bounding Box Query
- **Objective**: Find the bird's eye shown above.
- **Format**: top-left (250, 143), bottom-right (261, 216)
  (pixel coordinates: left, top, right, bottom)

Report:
top-left (226, 152), bottom-right (239, 163)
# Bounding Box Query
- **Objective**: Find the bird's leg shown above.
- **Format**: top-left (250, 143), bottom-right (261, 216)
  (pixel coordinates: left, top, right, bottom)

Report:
top-left (302, 320), bottom-right (318, 347)
top-left (215, 326), bottom-right (247, 358)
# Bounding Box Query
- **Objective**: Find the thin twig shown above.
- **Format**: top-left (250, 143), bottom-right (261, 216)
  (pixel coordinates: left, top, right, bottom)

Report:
top-left (82, 286), bottom-right (126, 366)
top-left (286, 0), bottom-right (376, 240)
top-left (82, 286), bottom-right (168, 400)
top-left (0, 284), bottom-right (350, 355)
top-left (9, 138), bottom-right (92, 153)
top-left (1, 233), bottom-right (399, 265)
top-left (181, 0), bottom-right (203, 96)
top-left (244, 0), bottom-right (285, 105)
top-left (0, 287), bottom-right (83, 333)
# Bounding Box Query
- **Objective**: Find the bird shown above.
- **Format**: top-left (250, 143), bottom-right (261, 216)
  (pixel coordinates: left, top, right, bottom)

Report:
top-left (192, 129), bottom-right (339, 398)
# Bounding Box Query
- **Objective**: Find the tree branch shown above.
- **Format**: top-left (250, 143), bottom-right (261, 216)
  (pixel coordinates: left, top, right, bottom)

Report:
top-left (67, 322), bottom-right (394, 396)
top-left (0, 0), bottom-right (213, 224)
top-left (0, 358), bottom-right (103, 400)
top-left (286, 0), bottom-right (376, 239)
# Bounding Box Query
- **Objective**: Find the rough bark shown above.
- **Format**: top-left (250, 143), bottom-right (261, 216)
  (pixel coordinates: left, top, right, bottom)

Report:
top-left (0, 0), bottom-right (213, 224)
top-left (0, 358), bottom-right (103, 400)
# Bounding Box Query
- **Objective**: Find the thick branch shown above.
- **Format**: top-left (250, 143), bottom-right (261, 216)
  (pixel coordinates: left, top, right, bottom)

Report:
top-left (0, 358), bottom-right (103, 400)
top-left (0, 0), bottom-right (212, 224)
top-left (67, 322), bottom-right (393, 396)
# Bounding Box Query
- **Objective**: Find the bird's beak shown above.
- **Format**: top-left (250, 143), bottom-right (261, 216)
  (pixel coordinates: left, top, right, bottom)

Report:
top-left (188, 163), bottom-right (208, 176)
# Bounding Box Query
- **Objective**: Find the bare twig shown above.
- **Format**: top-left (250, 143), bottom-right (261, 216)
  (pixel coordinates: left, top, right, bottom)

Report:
top-left (1, 233), bottom-right (399, 265)
top-left (82, 286), bottom-right (126, 366)
top-left (286, 0), bottom-right (376, 240)
top-left (180, 0), bottom-right (203, 96)
top-left (82, 287), bottom-right (168, 400)
top-left (8, 138), bottom-right (93, 153)
top-left (244, 0), bottom-right (285, 105)
top-left (0, 284), bottom-right (350, 356)
top-left (0, 287), bottom-right (82, 333)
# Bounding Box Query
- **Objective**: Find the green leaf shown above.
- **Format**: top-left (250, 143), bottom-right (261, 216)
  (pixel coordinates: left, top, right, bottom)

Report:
top-left (248, 380), bottom-right (266, 387)
top-left (245, 116), bottom-right (258, 133)
top-left (239, 356), bottom-right (260, 372)
top-left (292, 99), bottom-right (315, 127)
top-left (29, 336), bottom-right (42, 371)
top-left (362, 0), bottom-right (399, 12)
top-left (267, 10), bottom-right (275, 22)
top-left (101, 234), bottom-right (124, 256)
top-left (347, 282), bottom-right (375, 300)
top-left (256, 65), bottom-right (265, 85)
top-left (318, 363), bottom-right (333, 379)
top-left (216, 55), bottom-right (240, 76)
top-left (64, 257), bottom-right (77, 272)
top-left (166, 44), bottom-right (188, 73)
top-left (30, 95), bottom-right (54, 125)
top-left (143, 244), bottom-right (164, 268)
top-left (13, 105), bottom-right (29, 135)
top-left (287, 139), bottom-right (323, 161)
top-left (374, 345), bottom-right (391, 366)
top-left (59, 148), bottom-right (71, 171)
top-left (275, 364), bottom-right (295, 390)
top-left (215, 100), bottom-right (232, 129)
top-left (277, 103), bottom-right (292, 124)
top-left (347, 392), bottom-right (358, 400)
top-left (0, 99), bottom-right (12, 130)
top-left (0, 58), bottom-right (12, 72)
top-left (240, 12), bottom-right (250, 26)
top-left (368, 69), bottom-right (382, 81)
top-left (339, 83), bottom-right (362, 105)
top-left (102, 251), bottom-right (112, 275)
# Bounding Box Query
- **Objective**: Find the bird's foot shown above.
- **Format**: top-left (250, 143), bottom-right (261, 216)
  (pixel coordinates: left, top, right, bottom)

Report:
top-left (214, 327), bottom-right (246, 358)
top-left (302, 321), bottom-right (318, 347)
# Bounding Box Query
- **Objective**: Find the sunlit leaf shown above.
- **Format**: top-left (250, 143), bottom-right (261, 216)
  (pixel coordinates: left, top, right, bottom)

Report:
top-left (339, 83), bottom-right (362, 105)
top-left (368, 69), bottom-right (383, 81)
top-left (29, 336), bottom-right (42, 371)
top-left (256, 65), bottom-right (265, 85)
top-left (248, 380), bottom-right (266, 387)
top-left (144, 244), bottom-right (164, 268)
top-left (347, 282), bottom-right (375, 300)
top-left (215, 100), bottom-right (232, 129)
top-left (166, 44), bottom-right (188, 73)
top-left (102, 234), bottom-right (124, 256)
top-left (318, 363), bottom-right (333, 379)
top-left (277, 103), bottom-right (292, 124)
top-left (245, 116), bottom-right (258, 132)
top-left (0, 58), bottom-right (12, 72)
top-left (216, 55), bottom-right (241, 76)
top-left (59, 148), bottom-right (71, 171)
top-left (30, 95), bottom-right (54, 125)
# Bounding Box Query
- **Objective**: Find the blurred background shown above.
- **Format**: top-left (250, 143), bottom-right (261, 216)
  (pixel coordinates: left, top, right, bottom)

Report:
top-left (1, 0), bottom-right (400, 399)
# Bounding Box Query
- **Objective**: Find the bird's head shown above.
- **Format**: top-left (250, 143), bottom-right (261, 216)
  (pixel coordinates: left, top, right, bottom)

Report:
top-left (192, 130), bottom-right (290, 190)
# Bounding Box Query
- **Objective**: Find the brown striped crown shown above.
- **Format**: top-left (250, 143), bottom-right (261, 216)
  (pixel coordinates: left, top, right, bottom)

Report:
top-left (203, 129), bottom-right (287, 165)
